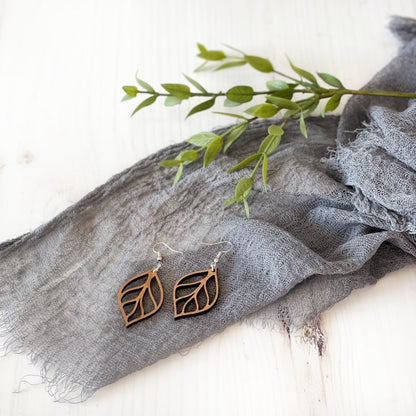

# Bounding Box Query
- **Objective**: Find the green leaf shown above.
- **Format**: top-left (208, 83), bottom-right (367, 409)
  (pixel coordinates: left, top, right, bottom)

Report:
top-left (299, 112), bottom-right (307, 138)
top-left (203, 136), bottom-right (222, 167)
top-left (287, 57), bottom-right (318, 85)
top-left (121, 94), bottom-right (134, 102)
top-left (159, 159), bottom-right (183, 167)
top-left (222, 195), bottom-right (236, 207)
top-left (244, 104), bottom-right (262, 115)
top-left (244, 55), bottom-right (274, 73)
top-left (172, 163), bottom-right (183, 186)
top-left (295, 96), bottom-right (319, 111)
top-left (135, 73), bottom-right (155, 92)
top-left (123, 85), bottom-right (138, 97)
top-left (194, 61), bottom-right (208, 72)
top-left (131, 95), bottom-right (157, 116)
top-left (224, 122), bottom-right (248, 152)
top-left (222, 43), bottom-right (245, 54)
top-left (161, 83), bottom-right (191, 99)
top-left (282, 108), bottom-right (301, 118)
top-left (183, 73), bottom-right (207, 93)
top-left (226, 85), bottom-right (254, 103)
top-left (267, 88), bottom-right (294, 100)
top-left (269, 84), bottom-right (296, 100)
top-left (297, 95), bottom-right (320, 116)
top-left (304, 82), bottom-right (321, 91)
top-left (215, 61), bottom-right (246, 71)
top-left (266, 95), bottom-right (300, 110)
top-left (235, 177), bottom-right (252, 202)
top-left (164, 95), bottom-right (183, 106)
top-left (258, 134), bottom-right (282, 155)
top-left (258, 134), bottom-right (273, 153)
top-left (243, 199), bottom-right (250, 218)
top-left (266, 80), bottom-right (290, 91)
top-left (177, 150), bottom-right (198, 162)
top-left (317, 72), bottom-right (344, 89)
top-left (322, 93), bottom-right (342, 116)
top-left (227, 153), bottom-right (261, 172)
top-left (303, 100), bottom-right (319, 117)
top-left (197, 50), bottom-right (226, 61)
top-left (186, 132), bottom-right (219, 147)
top-left (224, 98), bottom-right (242, 107)
top-left (245, 104), bottom-right (278, 118)
top-left (186, 98), bottom-right (215, 119)
top-left (213, 111), bottom-right (249, 120)
top-left (197, 43), bottom-right (207, 53)
top-left (268, 125), bottom-right (284, 136)
top-left (262, 154), bottom-right (268, 192)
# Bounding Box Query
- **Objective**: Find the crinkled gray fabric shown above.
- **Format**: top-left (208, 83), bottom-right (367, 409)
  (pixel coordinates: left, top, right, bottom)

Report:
top-left (1, 16), bottom-right (416, 402)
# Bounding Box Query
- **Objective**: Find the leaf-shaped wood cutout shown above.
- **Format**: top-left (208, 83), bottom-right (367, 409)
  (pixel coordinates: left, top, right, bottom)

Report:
top-left (173, 267), bottom-right (219, 319)
top-left (118, 268), bottom-right (164, 327)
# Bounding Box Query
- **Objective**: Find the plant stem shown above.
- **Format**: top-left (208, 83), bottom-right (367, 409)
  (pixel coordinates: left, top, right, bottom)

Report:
top-left (272, 70), bottom-right (311, 88)
top-left (249, 113), bottom-right (295, 179)
top-left (249, 155), bottom-right (264, 179)
top-left (220, 116), bottom-right (257, 139)
top-left (280, 114), bottom-right (296, 128)
top-left (337, 89), bottom-right (416, 99)
top-left (135, 87), bottom-right (416, 101)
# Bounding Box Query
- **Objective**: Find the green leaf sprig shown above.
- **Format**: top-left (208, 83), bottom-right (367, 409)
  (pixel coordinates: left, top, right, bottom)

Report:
top-left (122, 44), bottom-right (416, 218)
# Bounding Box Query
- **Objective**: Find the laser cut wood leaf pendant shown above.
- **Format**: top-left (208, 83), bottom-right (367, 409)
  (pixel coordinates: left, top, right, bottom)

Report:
top-left (118, 268), bottom-right (164, 327)
top-left (173, 267), bottom-right (219, 319)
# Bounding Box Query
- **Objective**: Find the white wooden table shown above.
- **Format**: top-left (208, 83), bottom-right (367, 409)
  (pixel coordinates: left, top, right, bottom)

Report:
top-left (1, 1), bottom-right (416, 414)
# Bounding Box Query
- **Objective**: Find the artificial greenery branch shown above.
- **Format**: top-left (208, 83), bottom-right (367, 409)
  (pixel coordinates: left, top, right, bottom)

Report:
top-left (122, 43), bottom-right (416, 218)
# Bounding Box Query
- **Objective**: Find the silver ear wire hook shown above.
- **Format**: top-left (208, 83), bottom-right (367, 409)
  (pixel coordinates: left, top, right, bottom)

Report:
top-left (200, 240), bottom-right (233, 271)
top-left (152, 242), bottom-right (184, 272)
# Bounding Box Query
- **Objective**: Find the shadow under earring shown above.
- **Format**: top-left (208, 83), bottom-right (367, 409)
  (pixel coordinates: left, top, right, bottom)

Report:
top-left (173, 241), bottom-right (233, 319)
top-left (118, 242), bottom-right (183, 327)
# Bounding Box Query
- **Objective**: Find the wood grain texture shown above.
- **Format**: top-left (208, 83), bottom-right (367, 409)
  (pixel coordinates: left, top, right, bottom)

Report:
top-left (173, 267), bottom-right (219, 319)
top-left (118, 268), bottom-right (164, 326)
top-left (0, 0), bottom-right (416, 414)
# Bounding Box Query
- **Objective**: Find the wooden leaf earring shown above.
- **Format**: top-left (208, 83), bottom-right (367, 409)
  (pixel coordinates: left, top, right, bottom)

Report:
top-left (118, 242), bottom-right (183, 327)
top-left (173, 240), bottom-right (233, 319)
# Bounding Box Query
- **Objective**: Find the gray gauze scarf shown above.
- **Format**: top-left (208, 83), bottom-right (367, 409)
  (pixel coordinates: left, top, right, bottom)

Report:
top-left (1, 16), bottom-right (416, 402)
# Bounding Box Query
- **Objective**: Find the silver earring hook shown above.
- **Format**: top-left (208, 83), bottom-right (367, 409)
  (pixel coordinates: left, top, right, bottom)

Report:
top-left (152, 242), bottom-right (184, 272)
top-left (200, 240), bottom-right (233, 271)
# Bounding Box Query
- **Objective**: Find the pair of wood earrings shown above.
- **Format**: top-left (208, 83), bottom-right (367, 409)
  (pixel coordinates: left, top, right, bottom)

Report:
top-left (118, 240), bottom-right (233, 328)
